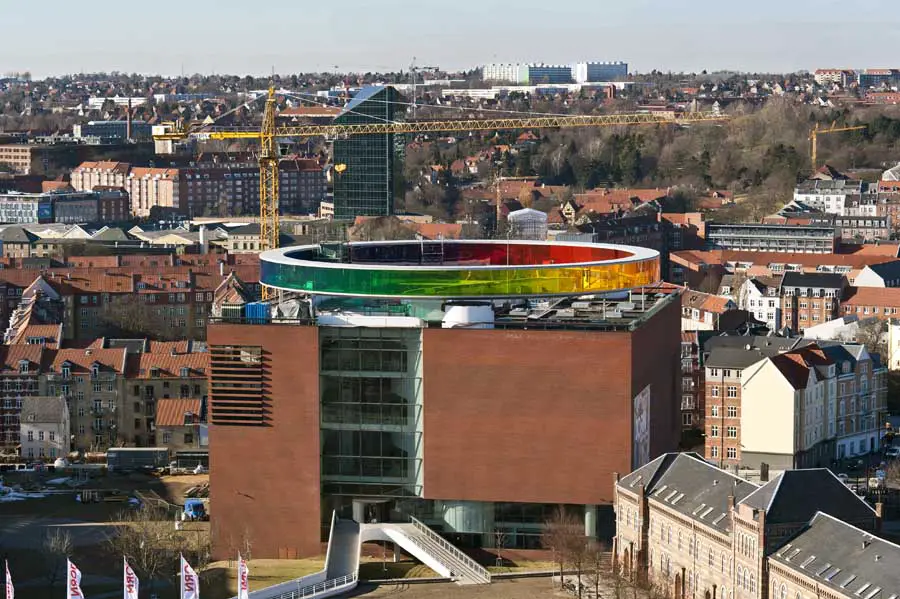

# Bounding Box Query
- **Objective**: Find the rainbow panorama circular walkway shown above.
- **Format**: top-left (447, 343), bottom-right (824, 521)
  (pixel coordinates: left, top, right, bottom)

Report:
top-left (259, 240), bottom-right (660, 299)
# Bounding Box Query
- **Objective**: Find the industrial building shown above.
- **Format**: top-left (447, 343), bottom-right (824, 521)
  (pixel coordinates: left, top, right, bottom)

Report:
top-left (208, 240), bottom-right (680, 559)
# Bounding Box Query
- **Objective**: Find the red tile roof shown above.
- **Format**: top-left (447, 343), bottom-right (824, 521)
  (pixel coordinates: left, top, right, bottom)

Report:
top-left (0, 344), bottom-right (45, 372)
top-left (842, 287), bottom-right (900, 309)
top-left (155, 398), bottom-right (202, 427)
top-left (10, 323), bottom-right (62, 348)
top-left (49, 348), bottom-right (127, 374)
top-left (131, 349), bottom-right (209, 379)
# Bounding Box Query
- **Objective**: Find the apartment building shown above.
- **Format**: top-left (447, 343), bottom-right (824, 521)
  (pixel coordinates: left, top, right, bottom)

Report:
top-left (779, 272), bottom-right (845, 332)
top-left (123, 342), bottom-right (208, 447)
top-left (737, 277), bottom-right (782, 330)
top-left (842, 287), bottom-right (900, 320)
top-left (19, 396), bottom-right (69, 460)
top-left (613, 452), bottom-right (885, 599)
top-left (705, 223), bottom-right (838, 253)
top-left (46, 348), bottom-right (127, 451)
top-left (680, 332), bottom-right (704, 431)
top-left (681, 290), bottom-right (738, 331)
top-left (854, 261), bottom-right (900, 288)
top-left (705, 341), bottom-right (886, 469)
top-left (71, 159), bottom-right (326, 217)
top-left (814, 69), bottom-right (855, 86)
top-left (156, 398), bottom-right (204, 452)
top-left (0, 345), bottom-right (44, 450)
top-left (793, 180), bottom-right (871, 216)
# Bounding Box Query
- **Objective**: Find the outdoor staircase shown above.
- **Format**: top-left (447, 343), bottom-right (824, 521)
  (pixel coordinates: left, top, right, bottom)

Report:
top-left (398, 517), bottom-right (491, 585)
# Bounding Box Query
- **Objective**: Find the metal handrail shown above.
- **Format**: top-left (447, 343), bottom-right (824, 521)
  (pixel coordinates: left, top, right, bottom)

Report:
top-left (409, 516), bottom-right (491, 583)
top-left (256, 573), bottom-right (357, 599)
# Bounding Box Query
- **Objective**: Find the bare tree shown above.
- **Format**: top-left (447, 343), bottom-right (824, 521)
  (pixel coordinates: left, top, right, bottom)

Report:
top-left (41, 528), bottom-right (72, 596)
top-left (544, 505), bottom-right (586, 592)
top-left (99, 295), bottom-right (175, 340)
top-left (584, 540), bottom-right (610, 599)
top-left (855, 318), bottom-right (888, 358)
top-left (106, 505), bottom-right (181, 597)
top-left (493, 529), bottom-right (509, 569)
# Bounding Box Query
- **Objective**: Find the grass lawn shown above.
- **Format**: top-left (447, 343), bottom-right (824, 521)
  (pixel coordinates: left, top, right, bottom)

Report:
top-left (358, 560), bottom-right (437, 580)
top-left (204, 558), bottom-right (326, 599)
top-left (488, 560), bottom-right (557, 574)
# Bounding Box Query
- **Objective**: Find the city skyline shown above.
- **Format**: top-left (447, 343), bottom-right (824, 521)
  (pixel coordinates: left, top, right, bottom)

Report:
top-left (2, 0), bottom-right (898, 78)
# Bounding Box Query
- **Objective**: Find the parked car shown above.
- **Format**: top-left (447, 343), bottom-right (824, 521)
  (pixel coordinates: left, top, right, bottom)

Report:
top-left (886, 447), bottom-right (900, 459)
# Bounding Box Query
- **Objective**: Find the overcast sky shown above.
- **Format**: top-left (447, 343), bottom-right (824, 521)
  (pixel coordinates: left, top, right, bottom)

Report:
top-left (2, 0), bottom-right (897, 77)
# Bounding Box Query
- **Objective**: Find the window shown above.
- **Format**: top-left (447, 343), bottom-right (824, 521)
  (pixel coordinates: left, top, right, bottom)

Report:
top-left (711, 405), bottom-right (719, 417)
top-left (711, 386), bottom-right (720, 397)
top-left (723, 369), bottom-right (732, 377)
top-left (49, 432), bottom-right (55, 442)
top-left (710, 368), bottom-right (719, 377)
top-left (727, 447), bottom-right (737, 459)
top-left (682, 413), bottom-right (693, 426)
top-left (27, 430), bottom-right (33, 441)
top-left (727, 406), bottom-right (738, 418)
top-left (710, 446), bottom-right (719, 458)
top-left (38, 431), bottom-right (44, 441)
top-left (727, 386), bottom-right (737, 398)
top-left (727, 426), bottom-right (737, 438)
top-left (710, 425), bottom-right (719, 438)
top-left (184, 432), bottom-right (193, 444)
top-left (162, 432), bottom-right (172, 444)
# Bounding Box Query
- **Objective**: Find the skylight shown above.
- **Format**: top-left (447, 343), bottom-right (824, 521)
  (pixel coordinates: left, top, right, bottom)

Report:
top-left (712, 513), bottom-right (727, 525)
top-left (800, 556), bottom-right (816, 569)
top-left (839, 574), bottom-right (856, 588)
top-left (825, 568), bottom-right (842, 581)
top-left (692, 503), bottom-right (707, 515)
top-left (700, 507), bottom-right (714, 519)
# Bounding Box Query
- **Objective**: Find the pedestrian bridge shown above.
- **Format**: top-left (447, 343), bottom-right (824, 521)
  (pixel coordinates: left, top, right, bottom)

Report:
top-left (239, 513), bottom-right (491, 599)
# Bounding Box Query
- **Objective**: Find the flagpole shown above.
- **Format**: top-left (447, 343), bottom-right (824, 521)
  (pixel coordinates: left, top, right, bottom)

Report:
top-left (179, 555), bottom-right (184, 599)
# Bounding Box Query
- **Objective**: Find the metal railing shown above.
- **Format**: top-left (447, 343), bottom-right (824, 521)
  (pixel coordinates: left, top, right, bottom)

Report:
top-left (268, 573), bottom-right (358, 599)
top-left (409, 516), bottom-right (491, 583)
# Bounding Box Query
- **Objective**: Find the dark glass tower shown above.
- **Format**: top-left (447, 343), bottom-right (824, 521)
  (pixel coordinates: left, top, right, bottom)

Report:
top-left (333, 86), bottom-right (403, 220)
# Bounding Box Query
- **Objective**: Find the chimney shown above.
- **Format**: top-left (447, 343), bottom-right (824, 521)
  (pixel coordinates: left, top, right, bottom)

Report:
top-left (199, 225), bottom-right (207, 254)
top-left (126, 98), bottom-right (132, 142)
top-left (219, 260), bottom-right (224, 276)
top-left (170, 347), bottom-right (177, 357)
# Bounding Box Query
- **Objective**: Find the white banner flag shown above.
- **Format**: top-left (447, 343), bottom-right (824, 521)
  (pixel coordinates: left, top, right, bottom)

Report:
top-left (237, 554), bottom-right (249, 599)
top-left (123, 558), bottom-right (139, 599)
top-left (66, 560), bottom-right (84, 599)
top-left (4, 560), bottom-right (13, 599)
top-left (180, 555), bottom-right (200, 599)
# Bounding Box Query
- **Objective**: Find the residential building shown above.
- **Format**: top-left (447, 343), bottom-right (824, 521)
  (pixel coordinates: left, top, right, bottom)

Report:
top-left (827, 215), bottom-right (891, 242)
top-left (814, 69), bottom-right (855, 86)
top-left (704, 340), bottom-right (886, 468)
top-left (156, 398), bottom-right (204, 452)
top-left (841, 287), bottom-right (900, 321)
top-left (737, 276), bottom-right (782, 330)
top-left (482, 64), bottom-right (526, 83)
top-left (46, 348), bottom-right (127, 451)
top-left (0, 227), bottom-right (38, 258)
top-left (680, 332), bottom-right (704, 432)
top-left (853, 261), bottom-right (900, 287)
top-left (19, 396), bottom-right (69, 460)
top-left (681, 290), bottom-right (738, 331)
top-left (613, 452), bottom-right (884, 599)
top-left (792, 179), bottom-right (870, 216)
top-left (333, 86), bottom-right (403, 219)
top-left (572, 62), bottom-right (628, 83)
top-left (71, 159), bottom-right (325, 218)
top-left (705, 223), bottom-right (838, 253)
top-left (0, 345), bottom-right (44, 450)
top-left (207, 287), bottom-right (681, 559)
top-left (123, 342), bottom-right (208, 447)
top-left (523, 64), bottom-right (574, 84)
top-left (0, 145), bottom-right (59, 175)
top-left (780, 272), bottom-right (845, 332)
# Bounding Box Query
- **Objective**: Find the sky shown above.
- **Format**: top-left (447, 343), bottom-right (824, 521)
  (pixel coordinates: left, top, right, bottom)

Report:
top-left (2, 0), bottom-right (898, 78)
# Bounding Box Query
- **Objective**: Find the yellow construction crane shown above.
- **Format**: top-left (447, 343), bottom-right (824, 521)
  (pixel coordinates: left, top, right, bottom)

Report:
top-left (156, 87), bottom-right (728, 296)
top-left (810, 122), bottom-right (866, 170)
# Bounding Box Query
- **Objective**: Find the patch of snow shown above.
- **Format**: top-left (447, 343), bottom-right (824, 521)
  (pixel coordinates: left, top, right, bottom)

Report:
top-left (46, 477), bottom-right (71, 485)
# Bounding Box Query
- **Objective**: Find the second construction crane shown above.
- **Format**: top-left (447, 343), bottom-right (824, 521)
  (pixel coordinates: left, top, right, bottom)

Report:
top-left (810, 122), bottom-right (866, 171)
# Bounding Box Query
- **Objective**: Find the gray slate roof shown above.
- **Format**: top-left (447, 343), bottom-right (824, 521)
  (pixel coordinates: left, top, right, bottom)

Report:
top-left (865, 260), bottom-right (900, 282)
top-left (619, 453), bottom-right (758, 533)
top-left (0, 226), bottom-right (37, 243)
top-left (781, 271), bottom-right (845, 289)
top-left (770, 512), bottom-right (900, 598)
top-left (20, 396), bottom-right (67, 423)
top-left (741, 469), bottom-right (876, 525)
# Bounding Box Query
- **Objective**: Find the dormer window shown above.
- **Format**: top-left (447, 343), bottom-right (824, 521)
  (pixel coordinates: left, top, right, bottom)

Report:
top-left (150, 367), bottom-right (161, 377)
top-left (18, 360), bottom-right (28, 374)
top-left (180, 367), bottom-right (190, 378)
top-left (183, 412), bottom-right (195, 425)
top-left (91, 363), bottom-right (100, 378)
top-left (61, 362), bottom-right (71, 378)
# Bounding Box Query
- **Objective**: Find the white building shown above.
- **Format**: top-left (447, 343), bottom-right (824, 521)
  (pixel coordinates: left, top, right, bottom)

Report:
top-left (792, 180), bottom-right (868, 216)
top-left (481, 64), bottom-right (526, 83)
top-left (737, 276), bottom-right (781, 330)
top-left (20, 396), bottom-right (69, 461)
